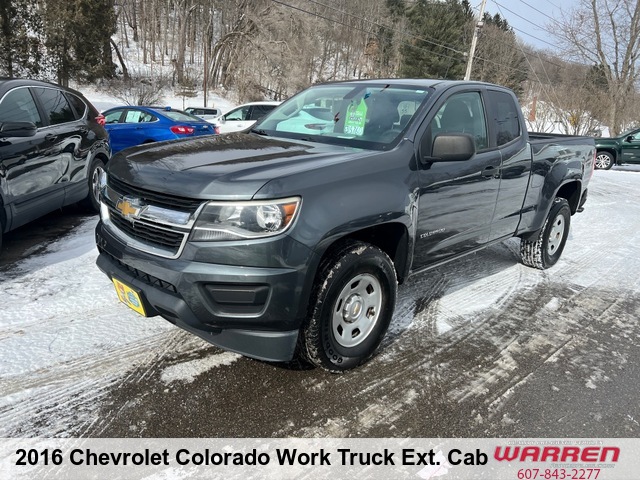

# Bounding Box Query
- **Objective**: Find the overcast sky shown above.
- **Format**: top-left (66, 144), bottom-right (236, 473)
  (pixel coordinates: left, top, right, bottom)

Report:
top-left (482, 0), bottom-right (581, 51)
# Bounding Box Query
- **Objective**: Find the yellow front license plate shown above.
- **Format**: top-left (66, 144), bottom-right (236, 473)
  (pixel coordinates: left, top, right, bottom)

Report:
top-left (112, 278), bottom-right (147, 316)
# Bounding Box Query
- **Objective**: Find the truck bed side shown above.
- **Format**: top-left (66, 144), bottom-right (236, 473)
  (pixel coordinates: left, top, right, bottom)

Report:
top-left (517, 133), bottom-right (595, 238)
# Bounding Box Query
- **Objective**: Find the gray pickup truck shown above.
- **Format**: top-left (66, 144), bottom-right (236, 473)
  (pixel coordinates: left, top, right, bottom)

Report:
top-left (95, 79), bottom-right (594, 372)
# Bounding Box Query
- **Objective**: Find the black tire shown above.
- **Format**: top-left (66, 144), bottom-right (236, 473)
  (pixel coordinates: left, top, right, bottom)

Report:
top-left (299, 241), bottom-right (397, 372)
top-left (595, 151), bottom-right (614, 170)
top-left (80, 157), bottom-right (106, 213)
top-left (520, 198), bottom-right (571, 269)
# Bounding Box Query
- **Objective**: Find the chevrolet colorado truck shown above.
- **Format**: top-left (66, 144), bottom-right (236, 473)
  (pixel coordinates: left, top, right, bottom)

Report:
top-left (95, 79), bottom-right (595, 372)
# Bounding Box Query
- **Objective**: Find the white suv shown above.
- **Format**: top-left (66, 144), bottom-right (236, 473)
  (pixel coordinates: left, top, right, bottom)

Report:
top-left (215, 101), bottom-right (281, 134)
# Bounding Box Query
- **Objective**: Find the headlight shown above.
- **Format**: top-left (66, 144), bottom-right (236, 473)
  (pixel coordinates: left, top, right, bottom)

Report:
top-left (190, 197), bottom-right (301, 241)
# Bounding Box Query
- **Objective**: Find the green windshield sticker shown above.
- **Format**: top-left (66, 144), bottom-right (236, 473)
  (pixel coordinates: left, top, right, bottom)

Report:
top-left (344, 99), bottom-right (367, 136)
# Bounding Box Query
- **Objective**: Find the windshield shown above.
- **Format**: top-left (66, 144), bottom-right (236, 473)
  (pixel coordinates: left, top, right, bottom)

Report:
top-left (256, 83), bottom-right (431, 149)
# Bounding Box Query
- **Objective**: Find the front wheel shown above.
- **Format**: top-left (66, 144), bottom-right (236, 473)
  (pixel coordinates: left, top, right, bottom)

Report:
top-left (299, 241), bottom-right (397, 372)
top-left (595, 151), bottom-right (614, 170)
top-left (520, 198), bottom-right (571, 269)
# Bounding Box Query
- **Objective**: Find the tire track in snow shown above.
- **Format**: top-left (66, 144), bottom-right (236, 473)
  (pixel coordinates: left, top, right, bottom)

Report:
top-left (0, 330), bottom-right (188, 437)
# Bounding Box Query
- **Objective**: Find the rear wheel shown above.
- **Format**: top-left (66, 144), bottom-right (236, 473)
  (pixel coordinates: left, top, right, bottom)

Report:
top-left (595, 151), bottom-right (614, 170)
top-left (299, 241), bottom-right (397, 372)
top-left (520, 198), bottom-right (571, 269)
top-left (80, 157), bottom-right (106, 213)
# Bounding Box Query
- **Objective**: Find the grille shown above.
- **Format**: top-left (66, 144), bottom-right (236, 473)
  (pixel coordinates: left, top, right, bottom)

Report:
top-left (108, 206), bottom-right (186, 254)
top-left (102, 250), bottom-right (177, 293)
top-left (108, 176), bottom-right (203, 213)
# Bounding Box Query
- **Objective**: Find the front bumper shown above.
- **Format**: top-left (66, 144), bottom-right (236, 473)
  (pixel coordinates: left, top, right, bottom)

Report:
top-left (95, 221), bottom-right (318, 362)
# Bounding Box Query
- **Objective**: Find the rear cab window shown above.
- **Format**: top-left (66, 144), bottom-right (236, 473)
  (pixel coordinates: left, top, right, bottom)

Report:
top-left (487, 90), bottom-right (521, 146)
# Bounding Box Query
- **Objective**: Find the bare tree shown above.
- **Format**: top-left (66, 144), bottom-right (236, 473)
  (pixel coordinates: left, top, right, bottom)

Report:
top-left (555, 0), bottom-right (640, 135)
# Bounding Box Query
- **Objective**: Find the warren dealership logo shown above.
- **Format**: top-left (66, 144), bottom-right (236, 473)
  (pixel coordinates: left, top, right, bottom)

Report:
top-left (116, 196), bottom-right (146, 220)
top-left (494, 446), bottom-right (620, 463)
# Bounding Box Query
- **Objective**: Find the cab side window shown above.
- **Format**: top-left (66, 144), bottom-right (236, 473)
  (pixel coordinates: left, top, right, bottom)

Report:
top-left (0, 88), bottom-right (43, 127)
top-left (32, 87), bottom-right (76, 125)
top-left (430, 92), bottom-right (488, 150)
top-left (488, 90), bottom-right (521, 146)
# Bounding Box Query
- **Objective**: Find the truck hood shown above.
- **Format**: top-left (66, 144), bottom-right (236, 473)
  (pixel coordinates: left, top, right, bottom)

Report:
top-left (107, 133), bottom-right (370, 199)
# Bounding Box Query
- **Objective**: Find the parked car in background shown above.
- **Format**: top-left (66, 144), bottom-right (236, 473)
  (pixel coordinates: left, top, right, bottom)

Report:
top-left (0, 78), bottom-right (110, 252)
top-left (184, 107), bottom-right (222, 122)
top-left (594, 127), bottom-right (640, 169)
top-left (214, 101), bottom-right (281, 134)
top-left (102, 106), bottom-right (219, 154)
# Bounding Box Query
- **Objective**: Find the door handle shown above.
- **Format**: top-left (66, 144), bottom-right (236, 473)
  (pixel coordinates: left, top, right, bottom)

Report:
top-left (482, 166), bottom-right (499, 178)
top-left (45, 133), bottom-right (57, 142)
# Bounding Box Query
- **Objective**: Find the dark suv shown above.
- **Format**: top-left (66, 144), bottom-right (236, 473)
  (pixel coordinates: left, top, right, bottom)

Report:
top-left (0, 79), bottom-right (110, 251)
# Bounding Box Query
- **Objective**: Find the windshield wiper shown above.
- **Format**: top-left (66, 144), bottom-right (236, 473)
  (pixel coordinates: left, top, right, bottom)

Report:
top-left (251, 128), bottom-right (269, 136)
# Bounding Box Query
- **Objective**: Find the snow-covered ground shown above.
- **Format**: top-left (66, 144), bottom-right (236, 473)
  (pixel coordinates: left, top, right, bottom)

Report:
top-left (0, 166), bottom-right (639, 438)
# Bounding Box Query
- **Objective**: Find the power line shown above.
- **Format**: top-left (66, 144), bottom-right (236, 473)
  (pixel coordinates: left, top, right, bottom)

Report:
top-left (540, 0), bottom-right (562, 11)
top-left (492, 1), bottom-right (561, 50)
top-left (273, 0), bottom-right (575, 82)
top-left (271, 0), bottom-right (466, 65)
top-left (516, 0), bottom-right (560, 25)
top-left (302, 0), bottom-right (532, 77)
top-left (307, 0), bottom-right (467, 57)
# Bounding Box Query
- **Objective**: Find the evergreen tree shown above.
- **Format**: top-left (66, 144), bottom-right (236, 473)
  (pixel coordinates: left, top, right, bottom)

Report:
top-left (43, 0), bottom-right (116, 86)
top-left (473, 11), bottom-right (528, 96)
top-left (399, 0), bottom-right (473, 79)
top-left (0, 0), bottom-right (43, 77)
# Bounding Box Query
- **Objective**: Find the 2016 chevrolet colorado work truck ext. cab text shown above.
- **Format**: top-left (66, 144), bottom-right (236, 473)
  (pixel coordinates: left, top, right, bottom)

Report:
top-left (95, 79), bottom-right (595, 372)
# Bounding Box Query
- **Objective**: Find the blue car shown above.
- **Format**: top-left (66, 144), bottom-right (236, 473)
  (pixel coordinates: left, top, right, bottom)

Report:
top-left (102, 106), bottom-right (219, 154)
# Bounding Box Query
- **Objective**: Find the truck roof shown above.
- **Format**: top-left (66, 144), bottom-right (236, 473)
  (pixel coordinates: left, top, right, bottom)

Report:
top-left (323, 78), bottom-right (502, 90)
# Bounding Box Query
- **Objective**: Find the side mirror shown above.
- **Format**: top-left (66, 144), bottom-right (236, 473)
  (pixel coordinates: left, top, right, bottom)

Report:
top-left (219, 116), bottom-right (226, 124)
top-left (0, 121), bottom-right (37, 138)
top-left (425, 133), bottom-right (476, 162)
top-left (625, 135), bottom-right (634, 143)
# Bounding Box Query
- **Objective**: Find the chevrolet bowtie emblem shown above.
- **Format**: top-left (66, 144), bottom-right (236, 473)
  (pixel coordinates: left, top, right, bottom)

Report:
top-left (116, 196), bottom-right (145, 220)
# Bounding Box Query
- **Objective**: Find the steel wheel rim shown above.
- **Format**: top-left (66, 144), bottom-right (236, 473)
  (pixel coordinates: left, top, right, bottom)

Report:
top-left (547, 214), bottom-right (565, 256)
top-left (91, 164), bottom-right (105, 205)
top-left (595, 154), bottom-right (611, 169)
top-left (331, 273), bottom-right (383, 348)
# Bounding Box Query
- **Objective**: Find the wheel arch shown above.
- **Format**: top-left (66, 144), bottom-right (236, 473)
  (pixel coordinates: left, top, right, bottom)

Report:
top-left (555, 180), bottom-right (582, 214)
top-left (520, 180), bottom-right (581, 242)
top-left (314, 222), bottom-right (410, 284)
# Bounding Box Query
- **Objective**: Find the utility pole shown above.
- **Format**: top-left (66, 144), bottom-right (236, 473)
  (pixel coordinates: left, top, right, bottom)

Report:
top-left (464, 0), bottom-right (487, 81)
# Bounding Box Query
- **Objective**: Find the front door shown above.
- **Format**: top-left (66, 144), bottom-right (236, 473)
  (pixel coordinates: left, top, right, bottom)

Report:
top-left (413, 90), bottom-right (502, 270)
top-left (619, 129), bottom-right (640, 163)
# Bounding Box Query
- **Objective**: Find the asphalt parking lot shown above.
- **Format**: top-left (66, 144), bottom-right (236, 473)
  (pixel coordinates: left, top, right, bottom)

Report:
top-left (1, 168), bottom-right (639, 438)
